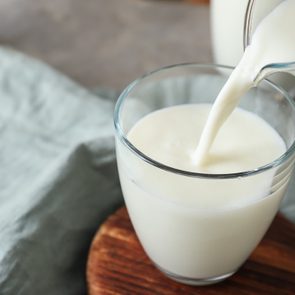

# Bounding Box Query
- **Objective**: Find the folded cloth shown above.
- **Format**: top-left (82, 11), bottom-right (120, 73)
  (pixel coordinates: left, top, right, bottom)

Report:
top-left (0, 47), bottom-right (123, 295)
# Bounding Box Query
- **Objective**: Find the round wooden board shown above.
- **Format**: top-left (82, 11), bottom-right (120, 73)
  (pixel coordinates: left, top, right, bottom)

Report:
top-left (87, 207), bottom-right (295, 295)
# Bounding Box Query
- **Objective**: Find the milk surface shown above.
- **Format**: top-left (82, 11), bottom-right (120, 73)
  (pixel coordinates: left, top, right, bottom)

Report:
top-left (128, 104), bottom-right (285, 175)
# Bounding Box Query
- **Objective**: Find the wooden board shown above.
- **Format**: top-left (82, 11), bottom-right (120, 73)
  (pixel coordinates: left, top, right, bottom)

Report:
top-left (87, 207), bottom-right (295, 295)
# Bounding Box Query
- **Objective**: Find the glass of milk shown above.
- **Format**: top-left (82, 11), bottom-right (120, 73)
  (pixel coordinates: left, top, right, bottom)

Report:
top-left (114, 63), bottom-right (295, 285)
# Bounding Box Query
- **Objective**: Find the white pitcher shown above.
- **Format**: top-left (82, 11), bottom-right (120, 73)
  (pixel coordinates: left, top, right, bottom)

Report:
top-left (211, 0), bottom-right (282, 67)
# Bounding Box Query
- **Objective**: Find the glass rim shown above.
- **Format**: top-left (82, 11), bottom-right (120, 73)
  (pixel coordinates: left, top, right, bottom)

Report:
top-left (114, 62), bottom-right (295, 179)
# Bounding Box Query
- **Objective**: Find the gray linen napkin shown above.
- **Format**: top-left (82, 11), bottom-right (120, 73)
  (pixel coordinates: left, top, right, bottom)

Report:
top-left (0, 47), bottom-right (122, 295)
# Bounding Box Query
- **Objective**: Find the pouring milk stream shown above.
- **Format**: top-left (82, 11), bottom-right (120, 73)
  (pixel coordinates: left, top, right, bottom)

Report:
top-left (194, 0), bottom-right (295, 166)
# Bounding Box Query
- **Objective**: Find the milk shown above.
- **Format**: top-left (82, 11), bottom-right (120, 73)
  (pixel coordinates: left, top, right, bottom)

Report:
top-left (196, 0), bottom-right (295, 164)
top-left (128, 105), bottom-right (285, 175)
top-left (116, 104), bottom-right (289, 279)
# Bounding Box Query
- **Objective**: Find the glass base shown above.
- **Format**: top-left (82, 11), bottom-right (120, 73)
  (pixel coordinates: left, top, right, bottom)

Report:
top-left (156, 264), bottom-right (236, 286)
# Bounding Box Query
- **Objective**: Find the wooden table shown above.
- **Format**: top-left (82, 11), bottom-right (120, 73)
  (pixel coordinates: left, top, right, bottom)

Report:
top-left (87, 207), bottom-right (295, 295)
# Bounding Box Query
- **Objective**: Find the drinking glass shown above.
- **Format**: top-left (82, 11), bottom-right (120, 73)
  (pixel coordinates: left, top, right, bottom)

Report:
top-left (114, 63), bottom-right (295, 285)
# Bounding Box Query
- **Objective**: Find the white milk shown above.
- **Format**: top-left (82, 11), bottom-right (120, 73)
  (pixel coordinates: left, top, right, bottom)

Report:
top-left (117, 105), bottom-right (288, 278)
top-left (195, 0), bottom-right (295, 164)
top-left (128, 105), bottom-right (285, 175)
